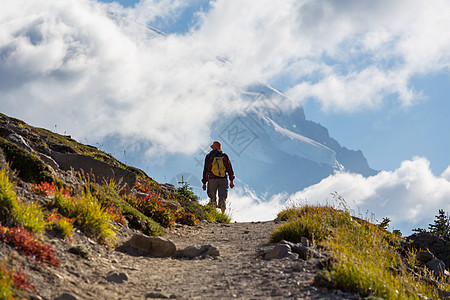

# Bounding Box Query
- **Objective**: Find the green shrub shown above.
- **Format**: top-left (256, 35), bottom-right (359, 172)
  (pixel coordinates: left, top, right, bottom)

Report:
top-left (91, 182), bottom-right (164, 236)
top-left (0, 168), bottom-right (19, 225)
top-left (276, 207), bottom-right (303, 221)
top-left (0, 168), bottom-right (45, 233)
top-left (177, 184), bottom-right (199, 202)
top-left (14, 202), bottom-right (45, 234)
top-left (0, 137), bottom-right (53, 183)
top-left (47, 212), bottom-right (74, 238)
top-left (50, 189), bottom-right (118, 246)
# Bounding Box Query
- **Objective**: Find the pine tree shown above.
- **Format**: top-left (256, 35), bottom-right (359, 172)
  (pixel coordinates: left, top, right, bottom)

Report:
top-left (428, 209), bottom-right (450, 238)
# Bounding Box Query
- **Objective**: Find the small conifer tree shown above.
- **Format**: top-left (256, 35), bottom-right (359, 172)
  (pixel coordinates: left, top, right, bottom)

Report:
top-left (428, 209), bottom-right (450, 238)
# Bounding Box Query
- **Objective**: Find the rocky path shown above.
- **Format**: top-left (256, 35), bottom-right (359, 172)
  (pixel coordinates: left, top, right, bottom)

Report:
top-left (29, 221), bottom-right (359, 300)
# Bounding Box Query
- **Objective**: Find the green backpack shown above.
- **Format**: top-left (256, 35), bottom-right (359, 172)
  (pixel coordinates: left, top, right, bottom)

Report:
top-left (211, 155), bottom-right (226, 177)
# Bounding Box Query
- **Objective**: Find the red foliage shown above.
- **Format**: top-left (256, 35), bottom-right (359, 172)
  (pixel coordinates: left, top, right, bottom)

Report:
top-left (176, 209), bottom-right (199, 226)
top-left (0, 225), bottom-right (60, 267)
top-left (105, 205), bottom-right (127, 225)
top-left (31, 182), bottom-right (70, 197)
top-left (13, 269), bottom-right (36, 292)
top-left (129, 178), bottom-right (199, 227)
top-left (124, 193), bottom-right (175, 227)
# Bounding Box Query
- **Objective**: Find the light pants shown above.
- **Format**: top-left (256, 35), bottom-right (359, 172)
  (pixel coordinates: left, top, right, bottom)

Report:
top-left (207, 177), bottom-right (228, 213)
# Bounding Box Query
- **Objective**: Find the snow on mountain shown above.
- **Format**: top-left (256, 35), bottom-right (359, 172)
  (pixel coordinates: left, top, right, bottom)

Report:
top-left (122, 83), bottom-right (378, 199)
top-left (99, 83), bottom-right (376, 198)
top-left (257, 111), bottom-right (338, 167)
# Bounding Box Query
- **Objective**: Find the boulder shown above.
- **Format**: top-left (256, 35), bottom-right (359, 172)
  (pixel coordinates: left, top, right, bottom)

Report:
top-left (280, 240), bottom-right (325, 260)
top-left (68, 244), bottom-right (92, 259)
top-left (180, 246), bottom-right (203, 259)
top-left (407, 232), bottom-right (450, 270)
top-left (427, 258), bottom-right (446, 277)
top-left (178, 245), bottom-right (220, 259)
top-left (0, 127), bottom-right (14, 138)
top-left (203, 245), bottom-right (220, 257)
top-left (265, 244), bottom-right (292, 259)
top-left (128, 234), bottom-right (176, 257)
top-left (416, 250), bottom-right (435, 263)
top-left (161, 183), bottom-right (177, 192)
top-left (161, 199), bottom-right (181, 210)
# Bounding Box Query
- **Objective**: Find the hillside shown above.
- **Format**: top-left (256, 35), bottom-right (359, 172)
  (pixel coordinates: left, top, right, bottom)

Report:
top-left (0, 112), bottom-right (348, 299)
top-left (1, 113), bottom-right (449, 300)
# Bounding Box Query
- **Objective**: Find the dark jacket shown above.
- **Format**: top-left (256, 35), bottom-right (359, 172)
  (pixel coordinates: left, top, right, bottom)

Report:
top-left (202, 150), bottom-right (235, 184)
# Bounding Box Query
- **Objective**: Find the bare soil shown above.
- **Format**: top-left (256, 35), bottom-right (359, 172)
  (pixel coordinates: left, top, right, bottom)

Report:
top-left (12, 220), bottom-right (360, 300)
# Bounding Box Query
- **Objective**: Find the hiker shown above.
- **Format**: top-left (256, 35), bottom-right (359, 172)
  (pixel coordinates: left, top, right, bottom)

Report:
top-left (202, 141), bottom-right (235, 213)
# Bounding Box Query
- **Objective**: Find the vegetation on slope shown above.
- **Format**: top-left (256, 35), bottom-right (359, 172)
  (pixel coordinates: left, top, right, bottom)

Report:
top-left (0, 113), bottom-right (233, 297)
top-left (272, 201), bottom-right (450, 299)
top-left (0, 137), bottom-right (53, 184)
top-left (0, 168), bottom-right (45, 233)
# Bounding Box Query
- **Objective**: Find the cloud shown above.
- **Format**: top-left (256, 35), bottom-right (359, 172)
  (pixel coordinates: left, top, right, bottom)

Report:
top-left (291, 157), bottom-right (450, 234)
top-left (1, 0), bottom-right (450, 156)
top-left (225, 187), bottom-right (288, 222)
top-left (222, 157), bottom-right (450, 235)
top-left (0, 0), bottom-right (243, 156)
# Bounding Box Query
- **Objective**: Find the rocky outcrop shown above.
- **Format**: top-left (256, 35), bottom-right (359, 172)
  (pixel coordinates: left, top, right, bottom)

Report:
top-left (0, 113), bottom-right (138, 187)
top-left (49, 150), bottom-right (136, 188)
top-left (407, 232), bottom-right (450, 272)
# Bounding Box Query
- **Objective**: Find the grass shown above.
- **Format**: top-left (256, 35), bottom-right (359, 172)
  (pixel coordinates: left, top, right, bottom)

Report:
top-left (50, 189), bottom-right (118, 246)
top-left (203, 204), bottom-right (231, 224)
top-left (0, 168), bottom-right (45, 233)
top-left (47, 211), bottom-right (74, 238)
top-left (87, 180), bottom-right (164, 236)
top-left (14, 202), bottom-right (45, 234)
top-left (272, 203), bottom-right (450, 299)
top-left (0, 168), bottom-right (18, 224)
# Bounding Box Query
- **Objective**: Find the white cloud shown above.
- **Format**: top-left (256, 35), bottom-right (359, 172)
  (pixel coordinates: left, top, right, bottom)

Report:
top-left (291, 157), bottom-right (450, 234)
top-left (226, 187), bottom-right (288, 222)
top-left (223, 157), bottom-right (450, 235)
top-left (1, 0), bottom-right (450, 156)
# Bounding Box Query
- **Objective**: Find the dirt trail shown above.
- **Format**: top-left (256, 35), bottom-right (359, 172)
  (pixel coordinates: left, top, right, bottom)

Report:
top-left (29, 221), bottom-right (359, 300)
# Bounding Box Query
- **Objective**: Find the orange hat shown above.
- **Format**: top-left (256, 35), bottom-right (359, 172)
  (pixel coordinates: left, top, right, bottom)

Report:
top-left (210, 141), bottom-right (222, 150)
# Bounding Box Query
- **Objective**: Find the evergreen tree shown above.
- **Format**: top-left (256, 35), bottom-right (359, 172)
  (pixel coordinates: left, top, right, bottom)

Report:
top-left (428, 209), bottom-right (450, 238)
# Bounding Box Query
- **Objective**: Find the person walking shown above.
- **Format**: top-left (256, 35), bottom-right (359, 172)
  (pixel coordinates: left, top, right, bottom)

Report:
top-left (202, 141), bottom-right (235, 213)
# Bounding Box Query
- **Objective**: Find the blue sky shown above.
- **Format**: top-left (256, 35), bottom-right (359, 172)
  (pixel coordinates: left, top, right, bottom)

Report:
top-left (1, 0), bottom-right (450, 231)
